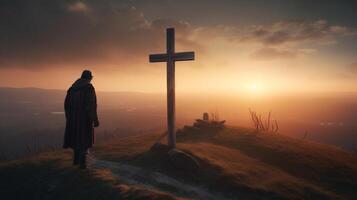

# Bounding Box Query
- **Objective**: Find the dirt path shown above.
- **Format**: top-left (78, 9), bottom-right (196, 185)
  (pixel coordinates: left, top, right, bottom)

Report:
top-left (89, 156), bottom-right (231, 200)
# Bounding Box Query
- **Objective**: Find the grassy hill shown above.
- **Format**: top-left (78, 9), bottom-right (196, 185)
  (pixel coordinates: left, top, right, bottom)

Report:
top-left (0, 151), bottom-right (180, 200)
top-left (94, 126), bottom-right (357, 199)
top-left (1, 126), bottom-right (356, 200)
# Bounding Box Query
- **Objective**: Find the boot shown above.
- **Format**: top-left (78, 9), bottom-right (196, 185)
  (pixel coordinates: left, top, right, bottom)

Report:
top-left (79, 152), bottom-right (87, 169)
top-left (73, 149), bottom-right (79, 165)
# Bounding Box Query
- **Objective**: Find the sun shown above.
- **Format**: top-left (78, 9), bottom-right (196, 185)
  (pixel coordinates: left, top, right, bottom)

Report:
top-left (246, 82), bottom-right (264, 96)
top-left (250, 84), bottom-right (258, 91)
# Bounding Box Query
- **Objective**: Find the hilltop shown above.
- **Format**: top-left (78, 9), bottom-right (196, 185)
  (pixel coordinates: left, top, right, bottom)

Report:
top-left (1, 126), bottom-right (356, 200)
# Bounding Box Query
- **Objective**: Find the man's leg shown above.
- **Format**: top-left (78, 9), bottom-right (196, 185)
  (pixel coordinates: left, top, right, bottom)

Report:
top-left (73, 148), bottom-right (79, 165)
top-left (79, 149), bottom-right (88, 169)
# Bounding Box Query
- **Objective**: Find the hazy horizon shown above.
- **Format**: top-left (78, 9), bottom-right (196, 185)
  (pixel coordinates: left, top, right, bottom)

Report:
top-left (1, 87), bottom-right (356, 161)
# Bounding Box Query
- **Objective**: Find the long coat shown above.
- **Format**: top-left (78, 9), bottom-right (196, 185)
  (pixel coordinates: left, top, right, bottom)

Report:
top-left (63, 79), bottom-right (98, 150)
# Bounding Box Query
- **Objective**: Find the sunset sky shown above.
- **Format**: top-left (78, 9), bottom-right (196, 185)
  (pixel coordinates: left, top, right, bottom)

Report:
top-left (1, 0), bottom-right (357, 95)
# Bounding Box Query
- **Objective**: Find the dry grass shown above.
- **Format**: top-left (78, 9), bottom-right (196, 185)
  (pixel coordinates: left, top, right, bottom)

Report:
top-left (2, 126), bottom-right (356, 199)
top-left (178, 142), bottom-right (335, 199)
top-left (93, 126), bottom-right (357, 200)
top-left (249, 109), bottom-right (279, 134)
top-left (0, 150), bottom-right (122, 200)
top-left (0, 148), bottom-right (181, 200)
top-left (210, 111), bottom-right (220, 121)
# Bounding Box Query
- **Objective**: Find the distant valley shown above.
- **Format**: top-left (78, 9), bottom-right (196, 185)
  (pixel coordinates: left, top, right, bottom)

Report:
top-left (0, 87), bottom-right (356, 160)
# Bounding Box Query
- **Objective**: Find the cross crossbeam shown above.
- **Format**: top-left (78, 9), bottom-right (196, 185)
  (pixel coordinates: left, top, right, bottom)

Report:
top-left (149, 28), bottom-right (195, 148)
top-left (150, 51), bottom-right (194, 62)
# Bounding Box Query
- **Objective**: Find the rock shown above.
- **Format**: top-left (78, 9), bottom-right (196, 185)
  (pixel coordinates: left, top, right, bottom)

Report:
top-left (150, 142), bottom-right (170, 154)
top-left (203, 112), bottom-right (209, 121)
top-left (168, 149), bottom-right (200, 172)
top-left (193, 119), bottom-right (225, 129)
top-left (183, 125), bottom-right (200, 132)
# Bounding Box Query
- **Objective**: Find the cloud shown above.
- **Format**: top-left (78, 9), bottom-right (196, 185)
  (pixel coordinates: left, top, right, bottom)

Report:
top-left (250, 47), bottom-right (316, 60)
top-left (326, 62), bottom-right (357, 80)
top-left (1, 0), bottom-right (356, 69)
top-left (244, 20), bottom-right (355, 60)
top-left (201, 20), bottom-right (337, 61)
top-left (194, 19), bottom-right (356, 47)
top-left (68, 2), bottom-right (89, 13)
top-left (347, 62), bottom-right (357, 74)
top-left (251, 47), bottom-right (299, 60)
top-left (242, 20), bottom-right (357, 46)
top-left (192, 19), bottom-right (355, 60)
top-left (0, 0), bottom-right (198, 70)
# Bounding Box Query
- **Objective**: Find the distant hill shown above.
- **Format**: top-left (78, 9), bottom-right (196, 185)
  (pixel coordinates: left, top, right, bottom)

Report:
top-left (0, 87), bottom-right (164, 112)
top-left (1, 126), bottom-right (356, 200)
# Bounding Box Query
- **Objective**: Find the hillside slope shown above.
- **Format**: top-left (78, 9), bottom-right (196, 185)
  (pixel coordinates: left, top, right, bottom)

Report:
top-left (94, 126), bottom-right (357, 200)
top-left (1, 126), bottom-right (356, 200)
top-left (0, 151), bottom-right (182, 200)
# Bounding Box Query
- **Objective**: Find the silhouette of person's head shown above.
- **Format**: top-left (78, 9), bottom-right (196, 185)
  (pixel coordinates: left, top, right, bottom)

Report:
top-left (81, 70), bottom-right (93, 82)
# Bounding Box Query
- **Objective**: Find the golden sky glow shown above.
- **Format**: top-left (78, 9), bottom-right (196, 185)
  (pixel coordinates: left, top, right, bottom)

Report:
top-left (1, 0), bottom-right (357, 95)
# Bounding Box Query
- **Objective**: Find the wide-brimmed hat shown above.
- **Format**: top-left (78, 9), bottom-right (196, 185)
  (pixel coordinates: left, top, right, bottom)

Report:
top-left (81, 70), bottom-right (93, 79)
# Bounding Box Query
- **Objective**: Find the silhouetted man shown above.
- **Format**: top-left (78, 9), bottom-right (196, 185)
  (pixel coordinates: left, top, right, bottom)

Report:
top-left (63, 70), bottom-right (99, 169)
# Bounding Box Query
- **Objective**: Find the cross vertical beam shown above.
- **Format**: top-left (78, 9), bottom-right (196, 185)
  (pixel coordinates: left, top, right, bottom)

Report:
top-left (166, 28), bottom-right (176, 148)
top-left (149, 28), bottom-right (195, 149)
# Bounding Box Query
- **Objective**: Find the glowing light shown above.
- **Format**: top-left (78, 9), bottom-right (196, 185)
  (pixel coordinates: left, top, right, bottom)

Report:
top-left (246, 82), bottom-right (265, 96)
top-left (250, 84), bottom-right (258, 91)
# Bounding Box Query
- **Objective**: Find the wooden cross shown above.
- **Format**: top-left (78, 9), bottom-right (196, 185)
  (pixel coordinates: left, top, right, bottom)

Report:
top-left (149, 28), bottom-right (195, 148)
